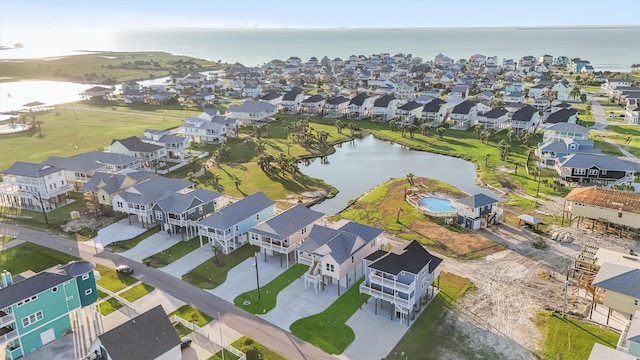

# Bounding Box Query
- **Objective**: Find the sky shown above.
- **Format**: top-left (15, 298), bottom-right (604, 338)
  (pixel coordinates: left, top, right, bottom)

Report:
top-left (1, 0), bottom-right (639, 30)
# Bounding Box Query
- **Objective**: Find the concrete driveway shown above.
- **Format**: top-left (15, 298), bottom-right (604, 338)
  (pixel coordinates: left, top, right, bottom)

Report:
top-left (89, 217), bottom-right (147, 248)
top-left (208, 256), bottom-right (287, 302)
top-left (120, 231), bottom-right (181, 262)
top-left (161, 245), bottom-right (214, 278)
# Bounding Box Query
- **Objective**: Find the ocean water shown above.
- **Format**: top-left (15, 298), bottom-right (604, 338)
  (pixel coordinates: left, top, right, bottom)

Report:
top-left (1, 26), bottom-right (639, 71)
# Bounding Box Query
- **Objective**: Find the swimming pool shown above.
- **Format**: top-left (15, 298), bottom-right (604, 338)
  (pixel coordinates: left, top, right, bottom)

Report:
top-left (417, 197), bottom-right (457, 213)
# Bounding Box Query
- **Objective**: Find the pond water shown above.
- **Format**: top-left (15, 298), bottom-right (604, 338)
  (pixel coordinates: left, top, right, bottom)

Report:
top-left (303, 134), bottom-right (494, 214)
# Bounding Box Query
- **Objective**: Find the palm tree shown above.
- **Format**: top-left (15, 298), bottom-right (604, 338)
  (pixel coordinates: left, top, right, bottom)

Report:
top-left (406, 173), bottom-right (415, 186)
top-left (484, 153), bottom-right (490, 167)
top-left (570, 86), bottom-right (581, 101)
top-left (407, 124), bottom-right (417, 138)
top-left (257, 153), bottom-right (273, 173)
top-left (419, 123), bottom-right (429, 136)
top-left (475, 124), bottom-right (485, 139)
top-left (254, 139), bottom-right (266, 154)
top-left (348, 122), bottom-right (357, 136)
top-left (498, 140), bottom-right (511, 160)
top-left (399, 124), bottom-right (407, 138)
top-left (233, 176), bottom-right (242, 189)
top-left (334, 120), bottom-right (344, 134)
top-left (507, 128), bottom-right (516, 143)
top-left (317, 130), bottom-right (329, 147)
top-left (211, 173), bottom-right (221, 188)
top-left (436, 126), bottom-right (445, 139)
top-left (388, 119), bottom-right (396, 131)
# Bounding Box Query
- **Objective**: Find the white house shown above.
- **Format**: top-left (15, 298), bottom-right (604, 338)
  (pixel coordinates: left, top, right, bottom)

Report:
top-left (226, 101), bottom-right (277, 126)
top-left (348, 93), bottom-right (374, 120)
top-left (449, 100), bottom-right (477, 130)
top-left (371, 95), bottom-right (398, 121)
top-left (105, 136), bottom-right (167, 165)
top-left (181, 115), bottom-right (237, 144)
top-left (0, 161), bottom-right (72, 212)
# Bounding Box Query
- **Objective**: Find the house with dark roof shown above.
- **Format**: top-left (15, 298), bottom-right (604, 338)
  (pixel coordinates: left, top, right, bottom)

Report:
top-left (359, 240), bottom-right (442, 325)
top-left (422, 98), bottom-right (449, 127)
top-left (152, 189), bottom-right (227, 241)
top-left (396, 101), bottom-right (423, 124)
top-left (545, 108), bottom-right (578, 124)
top-left (555, 153), bottom-right (635, 187)
top-left (477, 107), bottom-right (508, 130)
top-left (181, 115), bottom-right (238, 144)
top-left (197, 191), bottom-right (276, 254)
top-left (226, 101), bottom-right (277, 126)
top-left (88, 305), bottom-right (181, 360)
top-left (510, 105), bottom-right (540, 133)
top-left (300, 94), bottom-right (326, 116)
top-left (323, 95), bottom-right (350, 118)
top-left (592, 263), bottom-right (640, 325)
top-left (248, 203), bottom-right (324, 267)
top-left (297, 220), bottom-right (384, 295)
top-left (141, 129), bottom-right (190, 159)
top-left (111, 176), bottom-right (194, 228)
top-left (449, 100), bottom-right (477, 130)
top-left (81, 86), bottom-right (113, 101)
top-left (105, 136), bottom-right (167, 165)
top-left (347, 93), bottom-right (374, 120)
top-left (0, 261), bottom-right (98, 360)
top-left (536, 138), bottom-right (601, 167)
top-left (280, 87), bottom-right (305, 114)
top-left (259, 91), bottom-right (284, 106)
top-left (0, 161), bottom-right (72, 212)
top-left (371, 94), bottom-right (398, 121)
top-left (455, 193), bottom-right (501, 230)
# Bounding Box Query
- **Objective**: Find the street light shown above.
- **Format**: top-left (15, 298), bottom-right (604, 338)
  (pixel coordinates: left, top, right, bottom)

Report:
top-left (253, 252), bottom-right (261, 299)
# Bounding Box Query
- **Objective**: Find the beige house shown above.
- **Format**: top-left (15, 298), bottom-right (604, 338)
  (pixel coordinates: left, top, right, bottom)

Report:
top-left (592, 263), bottom-right (640, 323)
top-left (564, 187), bottom-right (640, 230)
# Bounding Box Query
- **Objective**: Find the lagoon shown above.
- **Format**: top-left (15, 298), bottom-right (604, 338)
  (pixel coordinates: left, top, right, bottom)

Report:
top-left (303, 134), bottom-right (493, 214)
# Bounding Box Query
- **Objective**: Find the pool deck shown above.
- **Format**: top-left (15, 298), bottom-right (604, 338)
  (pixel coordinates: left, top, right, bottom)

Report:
top-left (406, 193), bottom-right (459, 218)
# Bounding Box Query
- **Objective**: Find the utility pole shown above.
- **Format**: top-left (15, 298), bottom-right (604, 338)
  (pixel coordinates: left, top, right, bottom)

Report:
top-left (562, 269), bottom-right (569, 318)
top-left (218, 312), bottom-right (225, 360)
top-left (254, 252), bottom-right (261, 299)
top-left (536, 168), bottom-right (542, 197)
top-left (37, 192), bottom-right (49, 225)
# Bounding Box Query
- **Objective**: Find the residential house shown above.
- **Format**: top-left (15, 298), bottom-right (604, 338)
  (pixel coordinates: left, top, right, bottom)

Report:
top-left (422, 98), bottom-right (449, 127)
top-left (602, 79), bottom-right (633, 97)
top-left (532, 96), bottom-right (552, 110)
top-left (396, 101), bottom-right (423, 124)
top-left (546, 108), bottom-right (578, 124)
top-left (300, 94), bottom-right (327, 116)
top-left (197, 191), bottom-right (276, 254)
top-left (248, 203), bottom-right (324, 267)
top-left (589, 342), bottom-right (636, 360)
top-left (0, 161), bottom-right (72, 212)
top-left (528, 83), bottom-right (548, 98)
top-left (474, 91), bottom-right (494, 101)
top-left (348, 93), bottom-right (374, 120)
top-left (617, 310), bottom-right (640, 357)
top-left (625, 98), bottom-right (640, 125)
top-left (297, 220), bottom-right (384, 295)
top-left (504, 91), bottom-right (525, 104)
top-left (242, 83), bottom-right (262, 98)
top-left (259, 92), bottom-right (284, 106)
top-left (542, 124), bottom-right (587, 146)
top-left (81, 86), bottom-right (113, 101)
top-left (112, 176), bottom-right (194, 228)
top-left (198, 109), bottom-right (220, 121)
top-left (455, 193), bottom-right (501, 230)
top-left (371, 95), bottom-right (398, 122)
top-left (569, 58), bottom-right (591, 73)
top-left (450, 85), bottom-right (469, 99)
top-left (477, 107), bottom-right (508, 130)
top-left (87, 305), bottom-right (181, 360)
top-left (44, 152), bottom-right (141, 191)
top-left (105, 136), bottom-right (167, 166)
top-left (181, 115), bottom-right (237, 144)
top-left (449, 100), bottom-right (477, 130)
top-left (510, 105), bottom-right (540, 132)
top-left (324, 95), bottom-right (350, 118)
top-left (280, 88), bottom-right (305, 114)
top-left (151, 189), bottom-right (227, 241)
top-left (359, 240), bottom-right (442, 325)
top-left (396, 81), bottom-right (415, 100)
top-left (536, 138), bottom-right (601, 167)
top-left (434, 53), bottom-right (453, 67)
top-left (552, 80), bottom-right (573, 102)
top-left (564, 187), bottom-right (640, 230)
top-left (0, 261), bottom-right (98, 360)
top-left (592, 263), bottom-right (640, 323)
top-left (141, 129), bottom-right (190, 159)
top-left (82, 171), bottom-right (156, 211)
top-left (555, 153), bottom-right (635, 187)
top-left (226, 101), bottom-right (277, 126)
top-left (505, 81), bottom-right (524, 94)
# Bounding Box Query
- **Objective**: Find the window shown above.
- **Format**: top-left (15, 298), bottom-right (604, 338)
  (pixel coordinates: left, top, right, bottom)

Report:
top-left (101, 195), bottom-right (106, 201)
top-left (198, 206), bottom-right (203, 214)
top-left (588, 169), bottom-right (599, 176)
top-left (21, 311), bottom-right (43, 327)
top-left (52, 287), bottom-right (58, 293)
top-left (256, 214), bottom-right (260, 220)
top-left (601, 170), bottom-right (607, 175)
top-left (85, 289), bottom-right (93, 296)
top-left (155, 211), bottom-right (163, 220)
top-left (66, 296), bottom-right (74, 301)
top-left (635, 299), bottom-right (638, 306)
top-left (301, 227), bottom-right (307, 235)
top-left (574, 168), bottom-right (586, 175)
top-left (351, 256), bottom-right (354, 263)
top-left (235, 225), bottom-right (239, 231)
top-left (82, 274), bottom-right (90, 280)
top-left (325, 263), bottom-right (334, 272)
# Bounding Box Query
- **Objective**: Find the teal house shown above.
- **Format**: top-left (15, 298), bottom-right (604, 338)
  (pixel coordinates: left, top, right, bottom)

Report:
top-left (0, 261), bottom-right (98, 360)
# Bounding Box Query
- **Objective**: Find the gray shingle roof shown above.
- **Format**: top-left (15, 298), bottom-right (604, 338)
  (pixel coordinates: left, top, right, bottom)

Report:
top-left (457, 193), bottom-right (500, 208)
top-left (155, 189), bottom-right (223, 214)
top-left (282, 88), bottom-right (303, 101)
top-left (110, 136), bottom-right (164, 153)
top-left (480, 107), bottom-right (508, 119)
top-left (45, 152), bottom-right (138, 173)
top-left (398, 101), bottom-right (423, 111)
top-left (250, 203), bottom-right (324, 240)
top-left (373, 94), bottom-right (395, 108)
top-left (558, 153), bottom-right (635, 171)
top-left (423, 98), bottom-right (447, 113)
top-left (118, 177), bottom-right (193, 205)
top-left (197, 191), bottom-right (274, 230)
top-left (451, 100), bottom-right (476, 115)
top-left (349, 93), bottom-right (370, 106)
top-left (511, 105), bottom-right (538, 121)
top-left (337, 221), bottom-right (383, 243)
top-left (298, 221), bottom-right (383, 264)
top-left (0, 272), bottom-right (72, 308)
top-left (98, 305), bottom-right (180, 360)
top-left (593, 263), bottom-right (640, 298)
top-left (2, 161), bottom-right (62, 177)
top-left (368, 240), bottom-right (442, 275)
top-left (545, 123), bottom-right (589, 134)
top-left (326, 95), bottom-right (350, 105)
top-left (81, 171), bottom-right (156, 193)
top-left (227, 101), bottom-right (276, 113)
top-left (302, 94), bottom-right (326, 103)
top-left (546, 109), bottom-right (578, 124)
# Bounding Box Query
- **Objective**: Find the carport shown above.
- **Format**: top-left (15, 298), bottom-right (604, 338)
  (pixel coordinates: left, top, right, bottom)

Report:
top-left (517, 214), bottom-right (543, 230)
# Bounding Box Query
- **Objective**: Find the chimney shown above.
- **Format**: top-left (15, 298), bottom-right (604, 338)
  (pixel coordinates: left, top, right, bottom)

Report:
top-left (2, 270), bottom-right (13, 287)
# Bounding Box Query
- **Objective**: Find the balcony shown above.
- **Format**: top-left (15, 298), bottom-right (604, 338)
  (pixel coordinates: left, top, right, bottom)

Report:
top-left (249, 237), bottom-right (294, 254)
top-left (0, 328), bottom-right (18, 345)
top-left (369, 273), bottom-right (414, 294)
top-left (359, 283), bottom-right (411, 310)
top-left (0, 311), bottom-right (14, 327)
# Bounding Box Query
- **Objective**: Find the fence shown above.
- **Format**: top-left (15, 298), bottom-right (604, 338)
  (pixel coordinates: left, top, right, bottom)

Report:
top-left (169, 315), bottom-right (246, 360)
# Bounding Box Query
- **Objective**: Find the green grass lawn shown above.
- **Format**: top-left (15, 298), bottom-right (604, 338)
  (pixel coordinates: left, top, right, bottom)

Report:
top-left (182, 244), bottom-right (259, 289)
top-left (0, 192), bottom-right (87, 233)
top-left (290, 278), bottom-right (367, 355)
top-left (211, 336), bottom-right (286, 360)
top-left (601, 124), bottom-right (640, 157)
top-left (0, 235), bottom-right (14, 245)
top-left (98, 290), bottom-right (123, 316)
top-left (534, 311), bottom-right (620, 360)
top-left (105, 226), bottom-right (160, 253)
top-left (173, 323), bottom-right (193, 338)
top-left (0, 242), bottom-right (78, 273)
top-left (142, 236), bottom-right (201, 268)
top-left (234, 264), bottom-right (308, 314)
top-left (95, 264), bottom-right (138, 292)
top-left (119, 283), bottom-right (156, 302)
top-left (168, 304), bottom-right (214, 327)
top-left (387, 272), bottom-right (477, 359)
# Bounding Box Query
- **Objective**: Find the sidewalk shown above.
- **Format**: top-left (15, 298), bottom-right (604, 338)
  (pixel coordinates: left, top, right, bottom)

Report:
top-left (161, 246), bottom-right (214, 278)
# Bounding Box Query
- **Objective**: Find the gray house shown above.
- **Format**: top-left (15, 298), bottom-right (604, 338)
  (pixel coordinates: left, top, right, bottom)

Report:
top-left (555, 153), bottom-right (636, 187)
top-left (456, 193), bottom-right (501, 230)
top-left (359, 240), bottom-right (442, 325)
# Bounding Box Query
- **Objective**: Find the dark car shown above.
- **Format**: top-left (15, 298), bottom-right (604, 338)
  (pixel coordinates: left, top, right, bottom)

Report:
top-left (115, 265), bottom-right (133, 275)
top-left (180, 337), bottom-right (192, 349)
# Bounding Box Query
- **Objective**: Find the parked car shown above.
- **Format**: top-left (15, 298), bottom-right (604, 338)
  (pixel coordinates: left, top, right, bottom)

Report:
top-left (116, 265), bottom-right (133, 275)
top-left (180, 337), bottom-right (192, 349)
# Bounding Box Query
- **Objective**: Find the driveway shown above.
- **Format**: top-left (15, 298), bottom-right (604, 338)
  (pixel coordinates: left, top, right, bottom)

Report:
top-left (89, 217), bottom-right (147, 248)
top-left (588, 95), bottom-right (608, 130)
top-left (120, 231), bottom-right (181, 262)
top-left (161, 245), bottom-right (215, 278)
top-left (208, 256), bottom-right (287, 302)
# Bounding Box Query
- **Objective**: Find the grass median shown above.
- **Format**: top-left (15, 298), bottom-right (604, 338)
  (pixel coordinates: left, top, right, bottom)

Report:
top-left (0, 242), bottom-right (78, 273)
top-left (182, 244), bottom-right (259, 289)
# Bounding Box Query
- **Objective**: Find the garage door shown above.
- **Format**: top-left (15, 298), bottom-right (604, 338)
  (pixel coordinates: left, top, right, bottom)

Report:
top-left (40, 328), bottom-right (55, 345)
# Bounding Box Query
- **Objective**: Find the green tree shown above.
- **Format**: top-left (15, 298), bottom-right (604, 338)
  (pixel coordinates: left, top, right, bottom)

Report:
top-left (334, 120), bottom-right (344, 134)
top-left (406, 173), bottom-right (415, 186)
top-left (436, 126), bottom-right (445, 139)
top-left (498, 140), bottom-right (511, 160)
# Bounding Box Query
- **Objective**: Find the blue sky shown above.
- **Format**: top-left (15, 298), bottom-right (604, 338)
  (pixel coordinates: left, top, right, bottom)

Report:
top-left (1, 0), bottom-right (639, 29)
